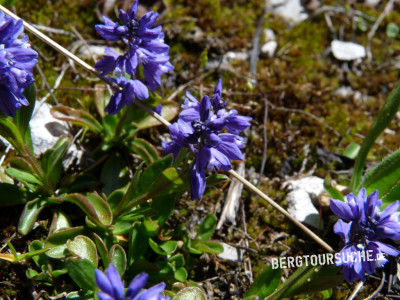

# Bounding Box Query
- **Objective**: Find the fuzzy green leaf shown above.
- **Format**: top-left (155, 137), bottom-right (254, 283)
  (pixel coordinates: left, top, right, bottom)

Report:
top-left (244, 266), bottom-right (282, 299)
top-left (109, 244), bottom-right (127, 275)
top-left (351, 80), bottom-right (400, 192)
top-left (67, 235), bottom-right (98, 267)
top-left (18, 198), bottom-right (47, 235)
top-left (360, 148), bottom-right (400, 208)
top-left (66, 257), bottom-right (97, 291)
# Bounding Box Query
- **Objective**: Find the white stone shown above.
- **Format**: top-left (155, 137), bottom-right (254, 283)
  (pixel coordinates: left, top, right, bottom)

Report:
top-left (286, 189), bottom-right (321, 228)
top-left (285, 176), bottom-right (324, 197)
top-left (284, 176), bottom-right (325, 228)
top-left (364, 0), bottom-right (381, 7)
top-left (334, 86), bottom-right (354, 99)
top-left (264, 29), bottom-right (276, 42)
top-left (30, 102), bottom-right (69, 156)
top-left (261, 41), bottom-right (278, 58)
top-left (268, 0), bottom-right (308, 24)
top-left (224, 51), bottom-right (249, 62)
top-left (217, 242), bottom-right (243, 262)
top-left (331, 40), bottom-right (366, 61)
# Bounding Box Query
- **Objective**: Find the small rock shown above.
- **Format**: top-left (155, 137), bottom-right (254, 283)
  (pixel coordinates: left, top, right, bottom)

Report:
top-left (30, 102), bottom-right (83, 169)
top-left (364, 0), bottom-right (381, 7)
top-left (264, 28), bottom-right (276, 42)
top-left (31, 102), bottom-right (69, 156)
top-left (268, 0), bottom-right (308, 24)
top-left (331, 40), bottom-right (366, 61)
top-left (284, 176), bottom-right (325, 228)
top-left (285, 176), bottom-right (324, 197)
top-left (261, 41), bottom-right (278, 58)
top-left (217, 243), bottom-right (243, 262)
top-left (334, 86), bottom-right (354, 99)
top-left (205, 51), bottom-right (248, 70)
top-left (224, 51), bottom-right (249, 62)
top-left (286, 189), bottom-right (321, 228)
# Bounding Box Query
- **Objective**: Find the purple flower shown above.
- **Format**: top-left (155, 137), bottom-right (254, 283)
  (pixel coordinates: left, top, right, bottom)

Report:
top-left (179, 79), bottom-right (251, 135)
top-left (105, 76), bottom-right (149, 115)
top-left (0, 12), bottom-right (37, 117)
top-left (95, 264), bottom-right (170, 300)
top-left (95, 0), bottom-right (174, 113)
top-left (95, 0), bottom-right (173, 97)
top-left (162, 80), bottom-right (251, 200)
top-left (330, 189), bottom-right (400, 282)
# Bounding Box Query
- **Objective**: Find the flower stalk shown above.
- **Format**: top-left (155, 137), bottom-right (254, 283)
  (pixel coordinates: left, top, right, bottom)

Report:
top-left (0, 5), bottom-right (334, 253)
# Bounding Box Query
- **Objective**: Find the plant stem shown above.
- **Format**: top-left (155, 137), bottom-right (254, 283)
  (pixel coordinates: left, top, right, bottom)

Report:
top-left (228, 170), bottom-right (333, 252)
top-left (1, 6), bottom-right (334, 252)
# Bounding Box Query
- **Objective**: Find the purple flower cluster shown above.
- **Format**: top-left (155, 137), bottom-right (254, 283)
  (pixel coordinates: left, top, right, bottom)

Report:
top-left (95, 264), bottom-right (169, 300)
top-left (0, 12), bottom-right (37, 117)
top-left (331, 189), bottom-right (400, 282)
top-left (95, 0), bottom-right (173, 114)
top-left (162, 79), bottom-right (251, 200)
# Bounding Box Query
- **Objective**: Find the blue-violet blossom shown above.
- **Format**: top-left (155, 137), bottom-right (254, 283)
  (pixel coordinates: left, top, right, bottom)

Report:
top-left (95, 264), bottom-right (170, 300)
top-left (0, 12), bottom-right (38, 117)
top-left (162, 79), bottom-right (251, 200)
top-left (330, 188), bottom-right (400, 282)
top-left (95, 0), bottom-right (173, 114)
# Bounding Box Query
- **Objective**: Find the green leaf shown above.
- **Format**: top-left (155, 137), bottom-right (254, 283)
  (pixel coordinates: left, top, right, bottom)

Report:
top-left (148, 261), bottom-right (175, 281)
top-left (51, 105), bottom-right (103, 133)
top-left (145, 167), bottom-right (187, 199)
top-left (206, 174), bottom-right (229, 187)
top-left (49, 209), bottom-right (73, 234)
top-left (128, 222), bottom-right (148, 264)
top-left (244, 266), bottom-right (282, 299)
top-left (63, 193), bottom-right (112, 227)
top-left (109, 244), bottom-right (127, 275)
top-left (133, 155), bottom-right (173, 197)
top-left (130, 101), bottom-right (179, 130)
top-left (172, 287), bottom-right (207, 300)
top-left (6, 167), bottom-right (43, 187)
top-left (152, 194), bottom-right (175, 226)
top-left (66, 257), bottom-right (97, 291)
top-left (149, 239), bottom-right (178, 255)
top-left (29, 240), bottom-right (48, 268)
top-left (100, 153), bottom-right (129, 196)
top-left (169, 254), bottom-right (185, 270)
top-left (174, 267), bottom-right (188, 282)
top-left (351, 80), bottom-right (400, 192)
top-left (360, 148), bottom-right (400, 208)
top-left (196, 214), bottom-right (217, 242)
top-left (267, 265), bottom-right (343, 299)
top-left (92, 233), bottom-right (109, 268)
top-left (15, 84), bottom-right (36, 148)
top-left (323, 176), bottom-right (344, 201)
top-left (130, 138), bottom-right (159, 165)
top-left (0, 117), bottom-right (27, 155)
top-left (67, 235), bottom-right (98, 267)
top-left (41, 135), bottom-right (71, 188)
top-left (342, 143), bottom-right (360, 160)
top-left (45, 226), bottom-right (86, 258)
top-left (102, 114), bottom-right (118, 138)
top-left (113, 162), bottom-right (144, 216)
top-left (66, 290), bottom-right (95, 300)
top-left (387, 23), bottom-right (399, 38)
top-left (193, 241), bottom-right (223, 254)
top-left (18, 198), bottom-right (47, 235)
top-left (200, 49), bottom-right (208, 68)
top-left (0, 182), bottom-right (27, 207)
